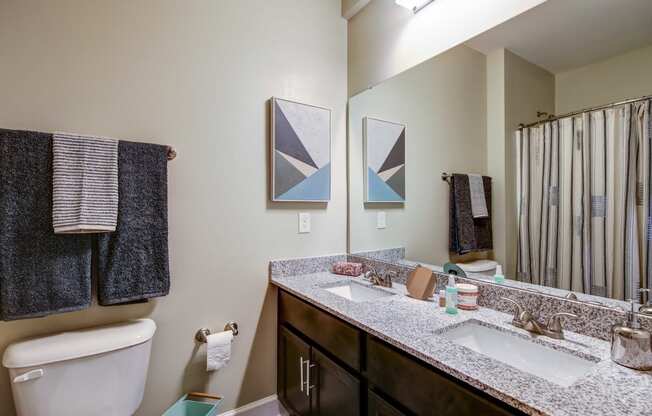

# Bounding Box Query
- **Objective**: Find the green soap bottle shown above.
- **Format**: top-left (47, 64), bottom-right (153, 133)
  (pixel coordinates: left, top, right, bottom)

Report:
top-left (445, 275), bottom-right (458, 315)
top-left (494, 264), bottom-right (505, 283)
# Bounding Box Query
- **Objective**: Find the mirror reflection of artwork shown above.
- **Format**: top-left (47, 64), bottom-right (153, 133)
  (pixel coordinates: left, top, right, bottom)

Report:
top-left (364, 117), bottom-right (405, 203)
top-left (271, 97), bottom-right (331, 202)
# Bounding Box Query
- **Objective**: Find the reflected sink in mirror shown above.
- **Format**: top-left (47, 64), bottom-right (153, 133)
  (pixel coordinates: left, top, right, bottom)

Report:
top-left (322, 281), bottom-right (395, 302)
top-left (436, 320), bottom-right (599, 387)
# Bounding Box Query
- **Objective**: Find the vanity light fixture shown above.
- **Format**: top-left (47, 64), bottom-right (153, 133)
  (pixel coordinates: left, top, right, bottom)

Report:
top-left (395, 0), bottom-right (435, 13)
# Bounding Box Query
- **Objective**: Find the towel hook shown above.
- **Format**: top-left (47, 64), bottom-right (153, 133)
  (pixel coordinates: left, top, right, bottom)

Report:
top-left (195, 321), bottom-right (239, 343)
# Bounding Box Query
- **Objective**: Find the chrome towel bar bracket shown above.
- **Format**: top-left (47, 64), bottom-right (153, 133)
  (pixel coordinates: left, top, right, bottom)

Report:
top-left (195, 322), bottom-right (238, 343)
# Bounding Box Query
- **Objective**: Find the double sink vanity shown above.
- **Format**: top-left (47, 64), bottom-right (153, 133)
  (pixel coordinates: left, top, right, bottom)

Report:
top-left (270, 256), bottom-right (651, 416)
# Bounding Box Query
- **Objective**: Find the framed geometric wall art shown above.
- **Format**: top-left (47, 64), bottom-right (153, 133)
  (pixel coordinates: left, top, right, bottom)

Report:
top-left (364, 117), bottom-right (405, 203)
top-left (271, 97), bottom-right (331, 202)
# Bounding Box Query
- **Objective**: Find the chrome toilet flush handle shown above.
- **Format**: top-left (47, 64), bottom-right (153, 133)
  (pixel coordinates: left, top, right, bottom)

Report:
top-left (13, 368), bottom-right (44, 384)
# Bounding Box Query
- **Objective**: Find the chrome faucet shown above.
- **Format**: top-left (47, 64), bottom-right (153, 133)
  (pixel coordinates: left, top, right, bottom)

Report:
top-left (364, 266), bottom-right (394, 288)
top-left (501, 297), bottom-right (578, 340)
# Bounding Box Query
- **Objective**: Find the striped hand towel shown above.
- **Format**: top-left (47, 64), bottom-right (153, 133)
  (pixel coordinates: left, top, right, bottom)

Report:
top-left (53, 132), bottom-right (119, 233)
top-left (468, 174), bottom-right (489, 219)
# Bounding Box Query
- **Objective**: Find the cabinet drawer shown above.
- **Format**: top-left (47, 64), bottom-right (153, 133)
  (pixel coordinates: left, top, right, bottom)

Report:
top-left (279, 290), bottom-right (361, 370)
top-left (366, 337), bottom-right (520, 416)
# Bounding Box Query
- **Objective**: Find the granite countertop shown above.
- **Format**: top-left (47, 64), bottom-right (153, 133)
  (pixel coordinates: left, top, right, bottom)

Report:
top-left (271, 271), bottom-right (652, 416)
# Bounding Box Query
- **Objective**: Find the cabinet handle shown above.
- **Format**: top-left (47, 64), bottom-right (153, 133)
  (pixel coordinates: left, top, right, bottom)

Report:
top-left (299, 356), bottom-right (304, 392)
top-left (305, 359), bottom-right (317, 396)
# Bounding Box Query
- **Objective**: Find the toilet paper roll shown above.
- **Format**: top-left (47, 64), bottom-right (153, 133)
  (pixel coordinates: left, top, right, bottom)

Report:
top-left (206, 330), bottom-right (233, 372)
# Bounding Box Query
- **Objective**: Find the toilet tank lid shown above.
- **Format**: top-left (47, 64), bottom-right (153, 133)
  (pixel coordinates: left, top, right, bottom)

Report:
top-left (2, 319), bottom-right (156, 369)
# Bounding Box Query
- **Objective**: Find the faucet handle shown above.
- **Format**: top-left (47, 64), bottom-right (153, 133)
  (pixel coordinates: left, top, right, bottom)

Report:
top-left (639, 289), bottom-right (652, 316)
top-left (501, 297), bottom-right (525, 323)
top-left (363, 265), bottom-right (378, 279)
top-left (384, 270), bottom-right (397, 282)
top-left (545, 312), bottom-right (578, 334)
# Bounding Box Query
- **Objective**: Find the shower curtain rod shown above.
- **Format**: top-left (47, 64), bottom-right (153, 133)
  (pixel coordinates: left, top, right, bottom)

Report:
top-left (518, 93), bottom-right (652, 129)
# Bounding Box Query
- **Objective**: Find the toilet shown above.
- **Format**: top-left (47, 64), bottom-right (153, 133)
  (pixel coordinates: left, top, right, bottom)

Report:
top-left (456, 259), bottom-right (498, 277)
top-left (2, 319), bottom-right (156, 416)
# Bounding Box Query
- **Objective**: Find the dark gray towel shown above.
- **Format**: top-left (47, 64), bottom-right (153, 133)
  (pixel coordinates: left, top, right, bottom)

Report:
top-left (96, 140), bottom-right (170, 305)
top-left (0, 129), bottom-right (92, 320)
top-left (449, 173), bottom-right (493, 255)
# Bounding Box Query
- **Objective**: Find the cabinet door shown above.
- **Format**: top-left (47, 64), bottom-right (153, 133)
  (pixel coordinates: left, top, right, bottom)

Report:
top-left (367, 390), bottom-right (405, 416)
top-left (279, 326), bottom-right (311, 415)
top-left (310, 348), bottom-right (360, 416)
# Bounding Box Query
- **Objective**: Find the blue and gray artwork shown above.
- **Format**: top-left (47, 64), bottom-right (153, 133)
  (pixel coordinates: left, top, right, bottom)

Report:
top-left (272, 98), bottom-right (331, 201)
top-left (365, 118), bottom-right (405, 202)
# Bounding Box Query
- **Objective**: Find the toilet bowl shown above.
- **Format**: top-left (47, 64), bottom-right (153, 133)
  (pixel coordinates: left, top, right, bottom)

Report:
top-left (2, 319), bottom-right (156, 416)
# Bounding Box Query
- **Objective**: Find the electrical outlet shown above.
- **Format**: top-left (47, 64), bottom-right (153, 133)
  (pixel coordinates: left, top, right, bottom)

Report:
top-left (298, 212), bottom-right (311, 233)
top-left (377, 211), bottom-right (386, 229)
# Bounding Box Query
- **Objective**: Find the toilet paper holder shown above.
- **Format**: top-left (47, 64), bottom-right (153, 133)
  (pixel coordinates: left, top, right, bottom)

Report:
top-left (195, 322), bottom-right (238, 343)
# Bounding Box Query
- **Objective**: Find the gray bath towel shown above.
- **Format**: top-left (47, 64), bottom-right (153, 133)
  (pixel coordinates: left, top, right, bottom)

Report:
top-left (449, 173), bottom-right (493, 255)
top-left (0, 129), bottom-right (92, 320)
top-left (52, 132), bottom-right (119, 233)
top-left (96, 140), bottom-right (170, 305)
top-left (468, 174), bottom-right (488, 218)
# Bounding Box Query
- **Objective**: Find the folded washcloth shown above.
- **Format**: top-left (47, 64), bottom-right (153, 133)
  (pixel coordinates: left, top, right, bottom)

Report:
top-left (96, 140), bottom-right (170, 305)
top-left (468, 174), bottom-right (489, 218)
top-left (449, 173), bottom-right (493, 255)
top-left (0, 129), bottom-right (92, 320)
top-left (52, 132), bottom-right (118, 233)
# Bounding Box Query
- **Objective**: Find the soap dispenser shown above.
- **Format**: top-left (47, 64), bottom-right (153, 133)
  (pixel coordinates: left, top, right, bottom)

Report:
top-left (611, 297), bottom-right (652, 371)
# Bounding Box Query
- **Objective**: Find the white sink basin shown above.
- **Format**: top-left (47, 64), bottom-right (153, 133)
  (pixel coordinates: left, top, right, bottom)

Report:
top-left (323, 282), bottom-right (395, 302)
top-left (438, 320), bottom-right (598, 387)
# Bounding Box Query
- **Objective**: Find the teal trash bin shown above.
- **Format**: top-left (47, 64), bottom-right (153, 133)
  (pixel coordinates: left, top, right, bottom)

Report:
top-left (162, 392), bottom-right (222, 416)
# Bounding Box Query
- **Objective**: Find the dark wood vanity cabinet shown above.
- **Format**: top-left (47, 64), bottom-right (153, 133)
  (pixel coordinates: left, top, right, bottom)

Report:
top-left (279, 326), bottom-right (360, 416)
top-left (278, 290), bottom-right (523, 416)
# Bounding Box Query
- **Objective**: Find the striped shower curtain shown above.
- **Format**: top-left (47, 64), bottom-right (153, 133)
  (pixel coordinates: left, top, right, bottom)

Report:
top-left (516, 99), bottom-right (651, 301)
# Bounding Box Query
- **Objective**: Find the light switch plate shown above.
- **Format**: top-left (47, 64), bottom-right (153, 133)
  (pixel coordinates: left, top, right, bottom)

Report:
top-left (298, 212), bottom-right (311, 233)
top-left (377, 211), bottom-right (386, 229)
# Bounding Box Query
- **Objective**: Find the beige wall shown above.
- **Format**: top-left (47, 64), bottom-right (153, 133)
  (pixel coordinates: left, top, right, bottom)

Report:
top-left (486, 49), bottom-right (508, 272)
top-left (485, 49), bottom-right (555, 276)
top-left (347, 0), bottom-right (546, 96)
top-left (0, 1), bottom-right (347, 415)
top-left (503, 50), bottom-right (555, 277)
top-left (349, 45), bottom-right (487, 265)
top-left (555, 43), bottom-right (652, 114)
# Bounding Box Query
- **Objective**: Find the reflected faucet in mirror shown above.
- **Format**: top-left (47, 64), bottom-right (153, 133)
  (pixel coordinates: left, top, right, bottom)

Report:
top-left (363, 266), bottom-right (395, 288)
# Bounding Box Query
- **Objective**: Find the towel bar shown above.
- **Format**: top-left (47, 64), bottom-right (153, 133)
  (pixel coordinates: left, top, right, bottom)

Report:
top-left (166, 146), bottom-right (177, 161)
top-left (441, 172), bottom-right (492, 184)
top-left (195, 322), bottom-right (238, 343)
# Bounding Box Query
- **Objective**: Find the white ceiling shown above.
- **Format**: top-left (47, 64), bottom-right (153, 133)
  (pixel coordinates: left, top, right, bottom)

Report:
top-left (465, 0), bottom-right (652, 73)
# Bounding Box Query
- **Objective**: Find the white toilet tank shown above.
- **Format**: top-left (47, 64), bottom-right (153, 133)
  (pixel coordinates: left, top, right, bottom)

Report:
top-left (2, 319), bottom-right (156, 416)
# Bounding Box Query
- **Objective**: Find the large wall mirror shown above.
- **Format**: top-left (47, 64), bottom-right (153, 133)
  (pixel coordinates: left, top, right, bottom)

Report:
top-left (348, 0), bottom-right (652, 313)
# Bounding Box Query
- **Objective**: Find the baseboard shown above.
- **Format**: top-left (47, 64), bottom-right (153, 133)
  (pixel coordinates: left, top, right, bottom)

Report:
top-left (218, 394), bottom-right (288, 416)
